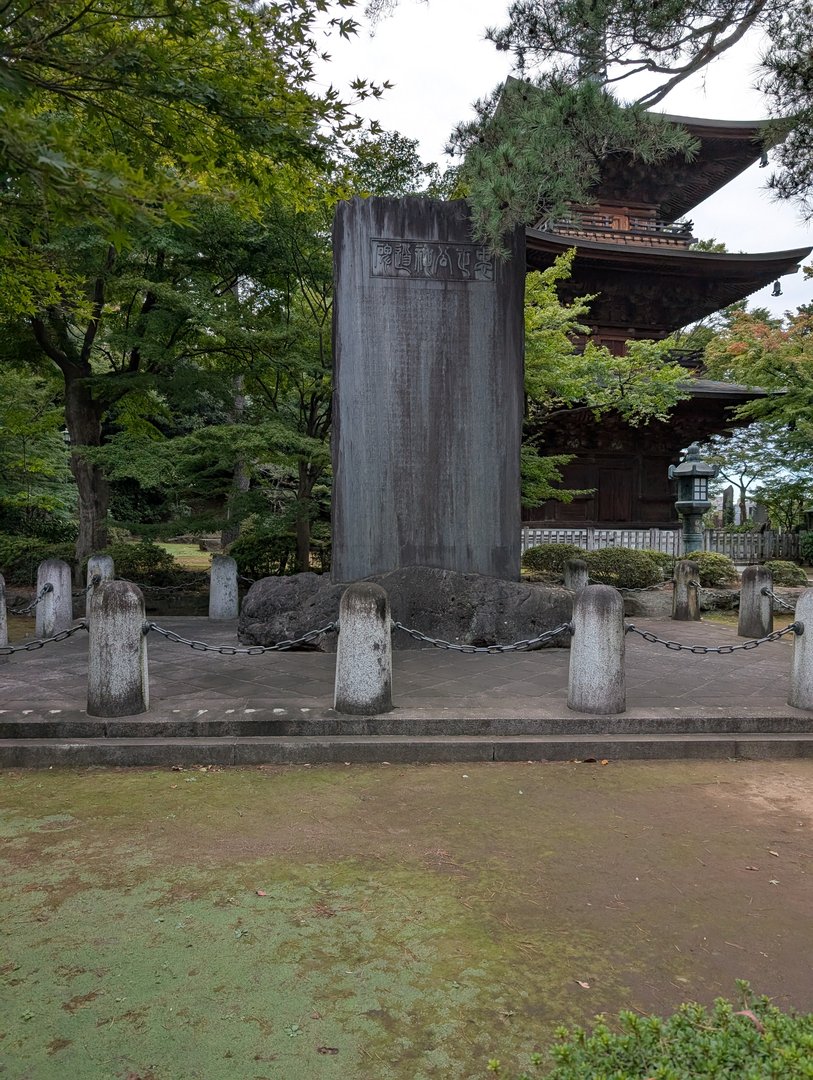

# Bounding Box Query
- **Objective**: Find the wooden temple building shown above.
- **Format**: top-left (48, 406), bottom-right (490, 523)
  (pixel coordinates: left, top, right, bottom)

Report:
top-left (522, 113), bottom-right (812, 529)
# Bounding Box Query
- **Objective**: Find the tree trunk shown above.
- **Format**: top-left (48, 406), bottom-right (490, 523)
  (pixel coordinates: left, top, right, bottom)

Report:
top-left (295, 461), bottom-right (313, 572)
top-left (64, 375), bottom-right (109, 566)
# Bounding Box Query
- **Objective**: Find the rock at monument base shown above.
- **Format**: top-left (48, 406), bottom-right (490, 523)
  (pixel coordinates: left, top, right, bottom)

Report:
top-left (238, 567), bottom-right (573, 652)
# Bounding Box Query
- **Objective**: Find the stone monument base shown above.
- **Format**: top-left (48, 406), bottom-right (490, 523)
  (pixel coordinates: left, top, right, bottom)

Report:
top-left (239, 567), bottom-right (572, 652)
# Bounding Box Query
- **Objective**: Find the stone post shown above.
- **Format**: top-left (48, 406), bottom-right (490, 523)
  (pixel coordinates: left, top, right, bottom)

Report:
top-left (0, 573), bottom-right (7, 664)
top-left (567, 585), bottom-right (626, 714)
top-left (672, 560), bottom-right (700, 621)
top-left (334, 583), bottom-right (393, 715)
top-left (36, 558), bottom-right (73, 638)
top-left (788, 589), bottom-right (813, 711)
top-left (85, 554), bottom-right (115, 620)
top-left (87, 580), bottom-right (149, 717)
top-left (209, 555), bottom-right (239, 620)
top-left (738, 564), bottom-right (773, 639)
top-left (564, 558), bottom-right (589, 592)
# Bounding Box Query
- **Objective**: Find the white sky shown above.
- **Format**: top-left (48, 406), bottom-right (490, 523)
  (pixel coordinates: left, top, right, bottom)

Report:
top-left (315, 0), bottom-right (813, 318)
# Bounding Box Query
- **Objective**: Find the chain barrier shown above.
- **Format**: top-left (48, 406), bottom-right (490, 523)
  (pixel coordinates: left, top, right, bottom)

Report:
top-left (237, 573), bottom-right (256, 586)
top-left (761, 587), bottom-right (797, 613)
top-left (146, 621), bottom-right (338, 654)
top-left (689, 580), bottom-right (701, 590)
top-left (0, 620), bottom-right (88, 656)
top-left (391, 620), bottom-right (573, 653)
top-left (586, 578), bottom-right (673, 593)
top-left (121, 572), bottom-right (209, 593)
top-left (72, 574), bottom-right (102, 599)
top-left (625, 621), bottom-right (802, 654)
top-left (6, 582), bottom-right (53, 616)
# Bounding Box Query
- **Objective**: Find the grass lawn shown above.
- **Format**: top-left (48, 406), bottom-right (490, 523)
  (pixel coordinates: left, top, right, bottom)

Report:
top-left (156, 543), bottom-right (213, 572)
top-left (2, 761), bottom-right (813, 1079)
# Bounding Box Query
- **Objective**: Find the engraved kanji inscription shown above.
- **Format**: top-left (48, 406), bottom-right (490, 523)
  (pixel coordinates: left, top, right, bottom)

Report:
top-left (371, 238), bottom-right (495, 281)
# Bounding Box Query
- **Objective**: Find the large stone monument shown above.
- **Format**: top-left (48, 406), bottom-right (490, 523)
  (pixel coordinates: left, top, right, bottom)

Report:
top-left (331, 197), bottom-right (525, 583)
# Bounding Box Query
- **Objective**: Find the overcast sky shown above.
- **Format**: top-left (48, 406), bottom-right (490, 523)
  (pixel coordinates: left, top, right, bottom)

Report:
top-left (316, 0), bottom-right (813, 318)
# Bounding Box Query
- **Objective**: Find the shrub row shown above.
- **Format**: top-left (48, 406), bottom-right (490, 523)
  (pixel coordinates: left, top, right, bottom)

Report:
top-left (521, 544), bottom-right (740, 589)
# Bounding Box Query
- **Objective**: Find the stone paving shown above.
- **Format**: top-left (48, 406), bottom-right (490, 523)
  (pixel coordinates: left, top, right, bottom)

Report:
top-left (0, 614), bottom-right (808, 725)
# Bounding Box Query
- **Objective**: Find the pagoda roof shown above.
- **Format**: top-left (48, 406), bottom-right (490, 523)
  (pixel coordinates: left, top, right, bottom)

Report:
top-left (594, 114), bottom-right (782, 223)
top-left (525, 228), bottom-right (812, 335)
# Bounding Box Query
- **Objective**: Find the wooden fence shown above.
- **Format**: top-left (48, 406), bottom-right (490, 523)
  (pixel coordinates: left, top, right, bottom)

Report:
top-left (520, 527), bottom-right (800, 562)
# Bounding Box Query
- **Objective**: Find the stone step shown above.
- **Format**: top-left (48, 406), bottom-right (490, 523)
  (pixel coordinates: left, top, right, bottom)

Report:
top-left (0, 712), bottom-right (811, 740)
top-left (3, 732), bottom-right (813, 767)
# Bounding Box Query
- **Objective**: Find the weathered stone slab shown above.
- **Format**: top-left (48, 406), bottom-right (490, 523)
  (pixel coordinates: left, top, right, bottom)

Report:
top-left (238, 567), bottom-right (572, 652)
top-left (332, 197), bottom-right (525, 582)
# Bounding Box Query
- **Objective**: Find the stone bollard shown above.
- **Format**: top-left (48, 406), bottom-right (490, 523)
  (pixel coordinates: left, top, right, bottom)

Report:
top-left (738, 564), bottom-right (773, 639)
top-left (567, 584), bottom-right (626, 714)
top-left (672, 560), bottom-right (700, 621)
top-left (788, 589), bottom-right (813, 711)
top-left (0, 573), bottom-right (7, 664)
top-left (36, 558), bottom-right (73, 638)
top-left (87, 581), bottom-right (149, 717)
top-left (209, 555), bottom-right (239, 620)
top-left (564, 558), bottom-right (589, 592)
top-left (85, 554), bottom-right (115, 620)
top-left (334, 583), bottom-right (393, 715)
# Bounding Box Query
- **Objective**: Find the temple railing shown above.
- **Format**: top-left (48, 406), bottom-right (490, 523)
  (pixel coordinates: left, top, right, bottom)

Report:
top-left (520, 527), bottom-right (801, 562)
top-left (540, 213), bottom-right (695, 248)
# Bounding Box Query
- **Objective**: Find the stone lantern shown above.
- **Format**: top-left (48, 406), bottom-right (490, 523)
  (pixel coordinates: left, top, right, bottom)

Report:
top-left (668, 442), bottom-right (718, 553)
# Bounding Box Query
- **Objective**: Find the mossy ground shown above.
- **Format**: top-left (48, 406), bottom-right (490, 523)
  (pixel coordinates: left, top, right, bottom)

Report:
top-left (2, 760), bottom-right (813, 1079)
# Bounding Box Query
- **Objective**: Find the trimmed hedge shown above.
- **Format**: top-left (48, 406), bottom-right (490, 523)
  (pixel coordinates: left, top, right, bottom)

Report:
top-left (765, 559), bottom-right (809, 586)
top-left (488, 986), bottom-right (813, 1079)
top-left (521, 543), bottom-right (585, 578)
top-left (584, 547), bottom-right (661, 589)
top-left (685, 551), bottom-right (739, 587)
top-left (89, 541), bottom-right (187, 587)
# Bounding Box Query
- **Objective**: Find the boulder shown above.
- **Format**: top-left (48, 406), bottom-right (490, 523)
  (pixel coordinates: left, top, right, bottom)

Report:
top-left (239, 566), bottom-right (573, 652)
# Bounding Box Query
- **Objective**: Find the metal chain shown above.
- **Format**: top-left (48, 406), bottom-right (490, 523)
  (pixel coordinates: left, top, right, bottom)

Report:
top-left (0, 620), bottom-right (88, 655)
top-left (761, 587), bottom-right (797, 612)
top-left (72, 574), bottom-right (102, 599)
top-left (391, 620), bottom-right (573, 653)
top-left (6, 582), bottom-right (53, 615)
top-left (121, 573), bottom-right (209, 593)
top-left (625, 621), bottom-right (802, 654)
top-left (146, 621), bottom-right (338, 654)
top-left (237, 573), bottom-right (256, 585)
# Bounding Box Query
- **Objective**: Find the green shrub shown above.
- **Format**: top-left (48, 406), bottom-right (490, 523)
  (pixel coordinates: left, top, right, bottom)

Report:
top-left (0, 534), bottom-right (75, 585)
top-left (488, 985), bottom-right (813, 1079)
top-left (90, 541), bottom-right (187, 587)
top-left (685, 551), bottom-right (739, 587)
top-left (228, 529), bottom-right (298, 579)
top-left (521, 543), bottom-right (585, 578)
top-left (640, 548), bottom-right (676, 579)
top-left (765, 559), bottom-right (809, 586)
top-left (584, 547), bottom-right (661, 589)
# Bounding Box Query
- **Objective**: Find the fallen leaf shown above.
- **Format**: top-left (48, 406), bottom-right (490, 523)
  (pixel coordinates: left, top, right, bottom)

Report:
top-left (576, 980), bottom-right (590, 989)
top-left (745, 865), bottom-right (760, 871)
top-left (600, 759), bottom-right (609, 766)
top-left (317, 1047), bottom-right (339, 1055)
top-left (256, 890), bottom-right (267, 897)
top-left (311, 1012), bottom-right (322, 1020)
top-left (769, 850), bottom-right (780, 857)
top-left (769, 879), bottom-right (780, 885)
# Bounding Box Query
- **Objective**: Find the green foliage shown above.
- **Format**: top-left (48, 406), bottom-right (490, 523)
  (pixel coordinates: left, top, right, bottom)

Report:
top-left (0, 535), bottom-right (75, 586)
top-left (584, 547), bottom-right (661, 589)
top-left (756, 479), bottom-right (813, 533)
top-left (228, 525), bottom-right (330, 578)
top-left (688, 552), bottom-right (739, 588)
top-left (91, 541), bottom-right (185, 588)
top-left (489, 984), bottom-right (813, 1079)
top-left (640, 548), bottom-right (676, 578)
top-left (765, 560), bottom-right (809, 586)
top-left (521, 543), bottom-right (584, 578)
top-left (801, 532), bottom-right (813, 565)
top-left (450, 77), bottom-right (697, 253)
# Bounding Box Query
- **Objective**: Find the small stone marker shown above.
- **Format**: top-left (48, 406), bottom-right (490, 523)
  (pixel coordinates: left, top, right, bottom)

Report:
top-left (87, 580), bottom-right (149, 717)
top-left (788, 588), bottom-right (813, 711)
top-left (672, 560), bottom-right (700, 621)
top-left (36, 558), bottom-right (73, 638)
top-left (738, 564), bottom-right (773, 639)
top-left (334, 583), bottom-right (393, 715)
top-left (564, 558), bottom-right (589, 592)
top-left (0, 573), bottom-right (7, 663)
top-left (209, 555), bottom-right (238, 620)
top-left (85, 554), bottom-right (114, 619)
top-left (568, 585), bottom-right (625, 715)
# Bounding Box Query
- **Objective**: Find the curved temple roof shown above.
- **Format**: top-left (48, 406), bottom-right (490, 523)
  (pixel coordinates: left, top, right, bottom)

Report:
top-left (525, 228), bottom-right (812, 336)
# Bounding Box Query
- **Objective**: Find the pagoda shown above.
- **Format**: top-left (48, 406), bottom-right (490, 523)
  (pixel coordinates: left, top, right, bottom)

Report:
top-left (522, 112), bottom-right (811, 529)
